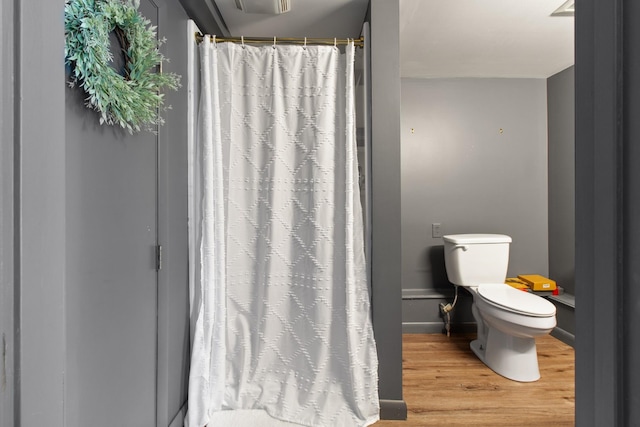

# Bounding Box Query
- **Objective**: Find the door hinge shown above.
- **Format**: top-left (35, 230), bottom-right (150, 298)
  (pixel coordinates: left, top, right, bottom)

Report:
top-left (156, 244), bottom-right (163, 271)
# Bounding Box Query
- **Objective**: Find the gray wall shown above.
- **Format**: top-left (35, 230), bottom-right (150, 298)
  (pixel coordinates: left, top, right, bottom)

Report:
top-left (0, 2), bottom-right (16, 425)
top-left (401, 78), bottom-right (549, 286)
top-left (369, 0), bottom-right (406, 419)
top-left (1, 1), bottom-right (67, 426)
top-left (1, 1), bottom-right (191, 426)
top-left (64, 1), bottom-right (191, 425)
top-left (547, 66), bottom-right (575, 341)
top-left (18, 2), bottom-right (67, 426)
top-left (156, 2), bottom-right (192, 425)
top-left (547, 66), bottom-right (575, 295)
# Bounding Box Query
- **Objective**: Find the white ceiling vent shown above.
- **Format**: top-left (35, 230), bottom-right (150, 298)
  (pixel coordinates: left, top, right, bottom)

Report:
top-left (234, 0), bottom-right (291, 14)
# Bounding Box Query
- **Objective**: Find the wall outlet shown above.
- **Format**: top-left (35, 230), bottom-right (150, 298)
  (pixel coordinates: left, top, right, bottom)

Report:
top-left (432, 223), bottom-right (442, 238)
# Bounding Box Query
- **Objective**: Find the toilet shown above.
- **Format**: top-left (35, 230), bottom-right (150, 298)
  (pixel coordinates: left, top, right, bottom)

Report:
top-left (442, 234), bottom-right (556, 382)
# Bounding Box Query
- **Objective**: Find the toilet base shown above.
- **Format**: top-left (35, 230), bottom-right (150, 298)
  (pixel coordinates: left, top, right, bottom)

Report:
top-left (470, 327), bottom-right (541, 382)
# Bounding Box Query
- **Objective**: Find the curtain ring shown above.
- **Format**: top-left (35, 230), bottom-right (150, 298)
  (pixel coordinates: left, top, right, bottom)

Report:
top-left (273, 36), bottom-right (277, 49)
top-left (303, 37), bottom-right (307, 50)
top-left (334, 37), bottom-right (337, 47)
top-left (241, 36), bottom-right (245, 49)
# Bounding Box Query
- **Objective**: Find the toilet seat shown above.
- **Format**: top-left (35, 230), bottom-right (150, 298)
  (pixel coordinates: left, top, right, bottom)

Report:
top-left (477, 284), bottom-right (556, 317)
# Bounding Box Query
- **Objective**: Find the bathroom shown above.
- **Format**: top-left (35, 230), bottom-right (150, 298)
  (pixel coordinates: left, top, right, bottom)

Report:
top-left (397, 0), bottom-right (576, 421)
top-left (399, 67), bottom-right (577, 355)
top-left (4, 0), bottom-right (637, 426)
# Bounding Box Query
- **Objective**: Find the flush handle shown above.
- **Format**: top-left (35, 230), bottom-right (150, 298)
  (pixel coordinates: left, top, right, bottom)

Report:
top-left (452, 244), bottom-right (469, 251)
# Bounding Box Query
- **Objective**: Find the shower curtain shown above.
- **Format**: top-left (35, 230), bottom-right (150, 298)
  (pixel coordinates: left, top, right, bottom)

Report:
top-left (187, 37), bottom-right (379, 427)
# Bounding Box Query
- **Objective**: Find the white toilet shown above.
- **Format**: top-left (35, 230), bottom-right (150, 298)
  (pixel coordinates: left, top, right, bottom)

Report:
top-left (442, 234), bottom-right (557, 382)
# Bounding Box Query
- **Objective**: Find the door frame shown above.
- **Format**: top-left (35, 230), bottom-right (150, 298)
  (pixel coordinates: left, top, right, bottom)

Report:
top-left (1, 1), bottom-right (16, 426)
top-left (575, 0), bottom-right (640, 425)
top-left (154, 2), bottom-right (194, 426)
top-left (4, 1), bottom-right (66, 426)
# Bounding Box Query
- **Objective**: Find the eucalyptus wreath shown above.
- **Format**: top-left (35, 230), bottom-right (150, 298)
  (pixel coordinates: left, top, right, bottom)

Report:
top-left (64, 0), bottom-right (180, 133)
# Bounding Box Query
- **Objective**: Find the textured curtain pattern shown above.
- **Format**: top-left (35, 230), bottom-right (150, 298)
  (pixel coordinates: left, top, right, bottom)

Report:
top-left (187, 38), bottom-right (379, 427)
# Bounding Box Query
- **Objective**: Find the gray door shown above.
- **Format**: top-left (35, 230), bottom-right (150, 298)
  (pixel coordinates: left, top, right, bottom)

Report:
top-left (65, 1), bottom-right (159, 425)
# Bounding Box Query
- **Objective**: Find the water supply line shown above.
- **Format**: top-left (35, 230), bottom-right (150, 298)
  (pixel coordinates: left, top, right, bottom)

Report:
top-left (440, 285), bottom-right (459, 337)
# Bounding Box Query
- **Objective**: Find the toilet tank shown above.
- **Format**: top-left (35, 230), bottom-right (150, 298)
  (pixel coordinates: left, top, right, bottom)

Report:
top-left (443, 234), bottom-right (512, 286)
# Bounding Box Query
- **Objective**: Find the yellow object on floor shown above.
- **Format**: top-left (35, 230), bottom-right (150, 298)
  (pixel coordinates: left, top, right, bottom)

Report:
top-left (517, 274), bottom-right (557, 291)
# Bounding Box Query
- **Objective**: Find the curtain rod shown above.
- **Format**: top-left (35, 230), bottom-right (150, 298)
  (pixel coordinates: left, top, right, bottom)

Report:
top-left (195, 32), bottom-right (364, 47)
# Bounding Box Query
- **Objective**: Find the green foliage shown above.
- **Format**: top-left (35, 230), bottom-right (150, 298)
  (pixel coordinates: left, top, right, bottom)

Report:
top-left (65, 0), bottom-right (181, 133)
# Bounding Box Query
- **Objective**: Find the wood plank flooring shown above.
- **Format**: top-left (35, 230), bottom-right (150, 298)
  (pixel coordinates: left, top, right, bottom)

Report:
top-left (374, 333), bottom-right (575, 426)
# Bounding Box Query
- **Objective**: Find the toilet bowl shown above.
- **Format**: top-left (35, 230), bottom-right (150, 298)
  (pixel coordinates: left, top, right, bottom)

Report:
top-left (443, 234), bottom-right (557, 382)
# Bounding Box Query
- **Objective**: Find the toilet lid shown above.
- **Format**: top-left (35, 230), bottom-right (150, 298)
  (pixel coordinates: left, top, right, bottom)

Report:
top-left (478, 284), bottom-right (556, 317)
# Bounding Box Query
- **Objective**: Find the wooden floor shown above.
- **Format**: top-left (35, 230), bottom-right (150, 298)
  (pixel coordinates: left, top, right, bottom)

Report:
top-left (374, 333), bottom-right (575, 427)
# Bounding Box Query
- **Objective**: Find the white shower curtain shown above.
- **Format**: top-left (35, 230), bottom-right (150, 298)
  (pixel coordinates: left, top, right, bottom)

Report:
top-left (187, 37), bottom-right (379, 427)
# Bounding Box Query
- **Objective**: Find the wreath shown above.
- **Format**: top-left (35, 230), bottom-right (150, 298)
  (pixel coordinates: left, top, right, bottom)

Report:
top-left (65, 0), bottom-right (180, 133)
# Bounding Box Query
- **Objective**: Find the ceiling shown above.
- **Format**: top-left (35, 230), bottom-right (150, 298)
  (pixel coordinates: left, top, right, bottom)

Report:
top-left (211, 0), bottom-right (370, 38)
top-left (400, 0), bottom-right (574, 78)
top-left (193, 0), bottom-right (574, 79)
